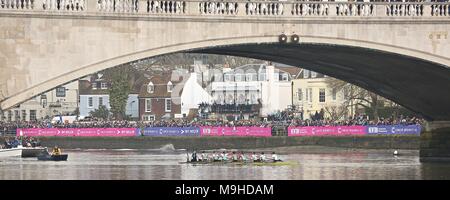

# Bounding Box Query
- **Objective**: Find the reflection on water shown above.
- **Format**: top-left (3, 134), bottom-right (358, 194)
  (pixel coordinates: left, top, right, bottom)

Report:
top-left (1, 148), bottom-right (450, 180)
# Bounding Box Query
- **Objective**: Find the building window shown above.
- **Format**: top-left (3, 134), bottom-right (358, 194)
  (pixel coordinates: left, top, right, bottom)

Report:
top-left (165, 99), bottom-right (172, 112)
top-left (7, 111), bottom-right (12, 121)
top-left (246, 74), bottom-right (252, 81)
top-left (259, 73), bottom-right (266, 81)
top-left (167, 81), bottom-right (173, 93)
top-left (101, 82), bottom-right (108, 89)
top-left (55, 87), bottom-right (66, 97)
top-left (308, 88), bottom-right (312, 103)
top-left (99, 97), bottom-right (103, 106)
top-left (143, 115), bottom-right (155, 121)
top-left (224, 74), bottom-right (233, 82)
top-left (319, 89), bottom-right (326, 103)
top-left (145, 99), bottom-right (152, 112)
top-left (332, 88), bottom-right (337, 101)
top-left (282, 74), bottom-right (289, 81)
top-left (147, 82), bottom-right (154, 93)
top-left (303, 70), bottom-right (310, 79)
top-left (21, 110), bottom-right (26, 121)
top-left (311, 71), bottom-right (317, 78)
top-left (30, 110), bottom-right (37, 121)
top-left (88, 97), bottom-right (93, 108)
top-left (92, 82), bottom-right (97, 90)
top-left (235, 74), bottom-right (243, 82)
top-left (297, 89), bottom-right (303, 101)
top-left (14, 110), bottom-right (20, 121)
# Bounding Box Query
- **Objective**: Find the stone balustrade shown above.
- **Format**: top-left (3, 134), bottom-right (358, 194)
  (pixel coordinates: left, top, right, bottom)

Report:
top-left (386, 3), bottom-right (424, 16)
top-left (97, 0), bottom-right (138, 13)
top-left (199, 1), bottom-right (237, 15)
top-left (291, 3), bottom-right (329, 16)
top-left (245, 2), bottom-right (284, 16)
top-left (42, 0), bottom-right (85, 11)
top-left (1, 0), bottom-right (450, 18)
top-left (336, 3), bottom-right (374, 16)
top-left (146, 0), bottom-right (186, 14)
top-left (0, 0), bottom-right (35, 9)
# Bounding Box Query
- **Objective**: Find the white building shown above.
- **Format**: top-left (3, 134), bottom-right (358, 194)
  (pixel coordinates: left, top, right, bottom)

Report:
top-left (1, 81), bottom-right (79, 121)
top-left (180, 72), bottom-right (213, 117)
top-left (209, 64), bottom-right (299, 118)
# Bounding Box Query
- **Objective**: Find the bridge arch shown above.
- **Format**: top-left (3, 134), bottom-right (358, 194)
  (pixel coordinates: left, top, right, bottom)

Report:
top-left (2, 35), bottom-right (450, 120)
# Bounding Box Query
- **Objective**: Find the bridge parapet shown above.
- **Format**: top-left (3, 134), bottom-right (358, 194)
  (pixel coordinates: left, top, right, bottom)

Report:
top-left (1, 0), bottom-right (450, 18)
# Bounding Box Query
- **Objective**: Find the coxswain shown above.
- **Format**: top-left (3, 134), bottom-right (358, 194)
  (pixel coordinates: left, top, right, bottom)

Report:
top-left (191, 151), bottom-right (198, 162)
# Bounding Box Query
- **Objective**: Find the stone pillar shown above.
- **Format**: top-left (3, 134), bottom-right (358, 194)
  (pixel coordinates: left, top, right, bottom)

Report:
top-left (423, 4), bottom-right (432, 17)
top-left (420, 121), bottom-right (450, 162)
top-left (139, 0), bottom-right (147, 13)
top-left (180, 0), bottom-right (195, 15)
top-left (87, 0), bottom-right (97, 12)
top-left (375, 3), bottom-right (386, 17)
top-left (237, 2), bottom-right (246, 17)
top-left (329, 2), bottom-right (337, 17)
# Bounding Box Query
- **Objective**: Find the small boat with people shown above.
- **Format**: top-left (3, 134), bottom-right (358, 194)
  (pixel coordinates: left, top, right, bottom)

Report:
top-left (37, 146), bottom-right (68, 161)
top-left (180, 150), bottom-right (293, 166)
top-left (0, 145), bottom-right (24, 158)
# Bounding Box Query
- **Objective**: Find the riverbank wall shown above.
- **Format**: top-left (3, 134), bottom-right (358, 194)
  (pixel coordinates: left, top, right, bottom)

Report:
top-left (0, 135), bottom-right (420, 150)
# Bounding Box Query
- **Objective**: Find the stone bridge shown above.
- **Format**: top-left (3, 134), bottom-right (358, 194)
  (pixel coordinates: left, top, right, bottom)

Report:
top-left (1, 0), bottom-right (450, 160)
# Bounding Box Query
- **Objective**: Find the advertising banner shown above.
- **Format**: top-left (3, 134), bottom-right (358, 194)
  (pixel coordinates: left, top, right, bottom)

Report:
top-left (366, 125), bottom-right (421, 135)
top-left (200, 126), bottom-right (272, 137)
top-left (288, 126), bottom-right (366, 136)
top-left (142, 127), bottom-right (200, 136)
top-left (16, 128), bottom-right (139, 137)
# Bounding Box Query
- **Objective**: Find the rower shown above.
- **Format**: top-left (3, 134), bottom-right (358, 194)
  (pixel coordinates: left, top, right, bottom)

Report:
top-left (222, 151), bottom-right (228, 161)
top-left (232, 152), bottom-right (238, 161)
top-left (252, 152), bottom-right (258, 162)
top-left (240, 151), bottom-right (248, 161)
top-left (260, 152), bottom-right (266, 162)
top-left (201, 151), bottom-right (207, 161)
top-left (271, 152), bottom-right (279, 161)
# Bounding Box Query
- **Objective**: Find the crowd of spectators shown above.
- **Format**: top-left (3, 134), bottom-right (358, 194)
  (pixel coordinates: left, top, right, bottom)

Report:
top-left (0, 114), bottom-right (424, 135)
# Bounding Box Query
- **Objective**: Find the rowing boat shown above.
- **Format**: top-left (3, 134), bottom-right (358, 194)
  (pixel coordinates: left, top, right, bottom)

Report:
top-left (179, 160), bottom-right (297, 166)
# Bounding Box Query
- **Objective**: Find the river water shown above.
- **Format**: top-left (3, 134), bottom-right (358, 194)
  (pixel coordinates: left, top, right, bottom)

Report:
top-left (1, 147), bottom-right (450, 180)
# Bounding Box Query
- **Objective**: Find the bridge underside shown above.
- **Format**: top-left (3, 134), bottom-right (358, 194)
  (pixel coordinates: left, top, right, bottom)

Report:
top-left (188, 43), bottom-right (450, 121)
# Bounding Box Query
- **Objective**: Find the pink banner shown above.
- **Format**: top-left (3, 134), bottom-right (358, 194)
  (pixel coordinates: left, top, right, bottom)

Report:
top-left (16, 128), bottom-right (139, 137)
top-left (288, 126), bottom-right (366, 136)
top-left (200, 126), bottom-right (272, 137)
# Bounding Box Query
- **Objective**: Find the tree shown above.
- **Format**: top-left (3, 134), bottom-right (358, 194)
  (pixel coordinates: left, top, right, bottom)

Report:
top-left (107, 66), bottom-right (131, 120)
top-left (325, 78), bottom-right (384, 121)
top-left (89, 105), bottom-right (110, 120)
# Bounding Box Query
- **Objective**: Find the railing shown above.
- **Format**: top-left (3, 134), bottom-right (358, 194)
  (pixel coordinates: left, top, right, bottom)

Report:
top-left (245, 2), bottom-right (284, 16)
top-left (291, 3), bottom-right (329, 16)
top-left (199, 1), bottom-right (237, 15)
top-left (97, 0), bottom-right (138, 13)
top-left (0, 0), bottom-right (35, 10)
top-left (386, 3), bottom-right (424, 16)
top-left (1, 0), bottom-right (450, 18)
top-left (146, 0), bottom-right (186, 14)
top-left (42, 0), bottom-right (85, 11)
top-left (336, 3), bottom-right (374, 17)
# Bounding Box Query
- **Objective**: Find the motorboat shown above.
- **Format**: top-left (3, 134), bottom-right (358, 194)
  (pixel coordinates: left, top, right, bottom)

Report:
top-left (37, 154), bottom-right (68, 161)
top-left (0, 145), bottom-right (24, 158)
top-left (21, 147), bottom-right (47, 158)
